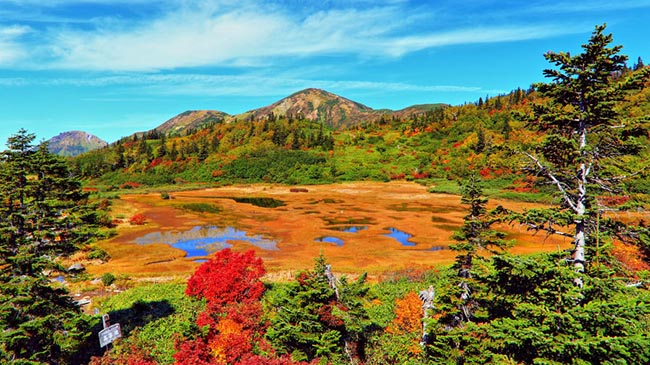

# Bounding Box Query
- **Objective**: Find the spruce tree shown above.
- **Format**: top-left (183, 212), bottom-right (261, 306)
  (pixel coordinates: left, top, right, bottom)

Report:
top-left (518, 24), bottom-right (649, 286)
top-left (0, 129), bottom-right (98, 364)
top-left (266, 255), bottom-right (370, 364)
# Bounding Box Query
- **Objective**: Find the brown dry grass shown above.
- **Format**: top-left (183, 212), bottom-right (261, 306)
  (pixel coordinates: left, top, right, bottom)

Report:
top-left (88, 182), bottom-right (571, 278)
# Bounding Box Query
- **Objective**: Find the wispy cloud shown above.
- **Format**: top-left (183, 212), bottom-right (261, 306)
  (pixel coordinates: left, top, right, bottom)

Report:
top-left (0, 25), bottom-right (31, 65)
top-left (0, 72), bottom-right (496, 97)
top-left (0, 0), bottom-right (594, 72)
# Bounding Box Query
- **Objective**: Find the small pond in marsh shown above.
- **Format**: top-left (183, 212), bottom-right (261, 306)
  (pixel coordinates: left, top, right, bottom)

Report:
top-left (315, 236), bottom-right (345, 246)
top-left (315, 225), bottom-right (368, 246)
top-left (135, 226), bottom-right (278, 257)
top-left (384, 227), bottom-right (417, 246)
top-left (328, 225), bottom-right (368, 233)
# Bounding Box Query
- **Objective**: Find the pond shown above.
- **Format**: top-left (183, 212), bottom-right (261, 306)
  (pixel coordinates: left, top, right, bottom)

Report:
top-left (135, 226), bottom-right (279, 257)
top-left (384, 227), bottom-right (417, 246)
top-left (315, 236), bottom-right (345, 246)
top-left (327, 225), bottom-right (368, 233)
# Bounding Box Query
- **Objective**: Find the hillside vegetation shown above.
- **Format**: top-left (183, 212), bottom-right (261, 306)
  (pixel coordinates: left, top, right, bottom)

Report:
top-left (2, 25), bottom-right (650, 365)
top-left (71, 63), bottom-right (649, 207)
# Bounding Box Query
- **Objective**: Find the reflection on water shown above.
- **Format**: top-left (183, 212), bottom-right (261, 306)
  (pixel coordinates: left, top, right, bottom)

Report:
top-left (316, 236), bottom-right (345, 246)
top-left (135, 226), bottom-right (278, 257)
top-left (328, 225), bottom-right (368, 233)
top-left (384, 227), bottom-right (416, 246)
top-left (229, 197), bottom-right (286, 208)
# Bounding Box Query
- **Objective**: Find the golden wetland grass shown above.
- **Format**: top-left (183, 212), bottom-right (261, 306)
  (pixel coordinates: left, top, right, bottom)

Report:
top-left (88, 182), bottom-right (583, 279)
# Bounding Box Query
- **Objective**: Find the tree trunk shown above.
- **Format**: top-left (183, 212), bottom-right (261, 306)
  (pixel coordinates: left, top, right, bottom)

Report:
top-left (574, 121), bottom-right (588, 288)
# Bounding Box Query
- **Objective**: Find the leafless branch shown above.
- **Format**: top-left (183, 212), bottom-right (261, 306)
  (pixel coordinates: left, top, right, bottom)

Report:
top-left (522, 151), bottom-right (579, 213)
top-left (524, 222), bottom-right (574, 238)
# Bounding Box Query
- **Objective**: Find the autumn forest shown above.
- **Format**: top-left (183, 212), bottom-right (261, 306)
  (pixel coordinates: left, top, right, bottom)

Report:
top-left (1, 25), bottom-right (650, 365)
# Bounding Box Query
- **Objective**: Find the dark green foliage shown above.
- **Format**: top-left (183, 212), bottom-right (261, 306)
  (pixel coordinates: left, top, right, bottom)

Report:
top-left (101, 273), bottom-right (116, 286)
top-left (0, 129), bottom-right (99, 364)
top-left (266, 255), bottom-right (371, 364)
top-left (426, 252), bottom-right (650, 365)
top-left (516, 24), bottom-right (650, 283)
top-left (95, 282), bottom-right (204, 364)
top-left (224, 148), bottom-right (330, 183)
top-left (175, 203), bottom-right (221, 214)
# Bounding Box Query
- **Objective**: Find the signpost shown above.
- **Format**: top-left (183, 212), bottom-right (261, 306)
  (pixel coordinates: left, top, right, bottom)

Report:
top-left (99, 323), bottom-right (122, 348)
top-left (98, 313), bottom-right (122, 348)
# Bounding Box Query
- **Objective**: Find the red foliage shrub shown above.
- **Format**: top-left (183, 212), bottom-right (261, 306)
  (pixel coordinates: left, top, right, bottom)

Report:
top-left (510, 175), bottom-right (538, 193)
top-left (173, 338), bottom-right (213, 365)
top-left (148, 158), bottom-right (163, 168)
top-left (598, 195), bottom-right (630, 207)
top-left (129, 213), bottom-right (146, 225)
top-left (390, 173), bottom-right (406, 180)
top-left (317, 302), bottom-right (347, 329)
top-left (212, 170), bottom-right (225, 177)
top-left (452, 141), bottom-right (462, 148)
top-left (120, 182), bottom-right (142, 189)
top-left (411, 171), bottom-right (430, 179)
top-left (175, 250), bottom-right (271, 365)
top-left (185, 249), bottom-right (266, 309)
top-left (478, 167), bottom-right (492, 178)
top-left (238, 354), bottom-right (316, 365)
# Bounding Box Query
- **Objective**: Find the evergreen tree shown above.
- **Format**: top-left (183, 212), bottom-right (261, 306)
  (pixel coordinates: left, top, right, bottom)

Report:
top-left (137, 137), bottom-right (152, 160)
top-left (0, 130), bottom-right (99, 364)
top-left (168, 140), bottom-right (178, 161)
top-left (266, 255), bottom-right (370, 364)
top-left (156, 134), bottom-right (167, 159)
top-left (115, 142), bottom-right (126, 169)
top-left (519, 24), bottom-right (649, 286)
top-left (634, 56), bottom-right (645, 70)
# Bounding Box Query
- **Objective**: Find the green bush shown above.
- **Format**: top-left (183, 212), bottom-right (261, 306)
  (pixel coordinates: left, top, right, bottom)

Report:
top-left (88, 246), bottom-right (110, 261)
top-left (101, 273), bottom-right (116, 286)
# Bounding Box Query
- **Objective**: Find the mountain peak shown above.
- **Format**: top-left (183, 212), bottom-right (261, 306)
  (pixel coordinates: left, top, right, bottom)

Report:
top-left (155, 110), bottom-right (229, 136)
top-left (47, 131), bottom-right (108, 157)
top-left (241, 88), bottom-right (375, 129)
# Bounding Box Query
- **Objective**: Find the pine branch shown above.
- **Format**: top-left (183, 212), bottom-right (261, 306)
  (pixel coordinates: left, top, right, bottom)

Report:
top-left (523, 222), bottom-right (574, 238)
top-left (522, 151), bottom-right (579, 213)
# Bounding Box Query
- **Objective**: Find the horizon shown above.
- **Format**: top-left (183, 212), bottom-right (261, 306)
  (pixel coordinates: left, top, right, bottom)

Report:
top-left (1, 1), bottom-right (649, 144)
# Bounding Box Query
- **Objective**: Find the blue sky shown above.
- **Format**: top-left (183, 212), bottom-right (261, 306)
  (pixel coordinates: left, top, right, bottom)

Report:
top-left (1, 0), bottom-right (649, 144)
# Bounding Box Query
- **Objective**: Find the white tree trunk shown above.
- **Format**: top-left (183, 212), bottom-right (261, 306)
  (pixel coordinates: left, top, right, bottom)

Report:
top-left (574, 122), bottom-right (588, 288)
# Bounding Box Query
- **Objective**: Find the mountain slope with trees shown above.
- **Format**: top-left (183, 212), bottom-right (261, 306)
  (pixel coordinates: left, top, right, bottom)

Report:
top-left (47, 130), bottom-right (108, 157)
top-left (2, 24), bottom-right (649, 365)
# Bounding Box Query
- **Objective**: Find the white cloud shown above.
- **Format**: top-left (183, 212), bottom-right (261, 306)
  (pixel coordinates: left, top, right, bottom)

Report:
top-left (0, 72), bottom-right (498, 97)
top-left (0, 0), bottom-right (633, 71)
top-left (0, 25), bottom-right (31, 65)
top-left (25, 1), bottom-right (578, 71)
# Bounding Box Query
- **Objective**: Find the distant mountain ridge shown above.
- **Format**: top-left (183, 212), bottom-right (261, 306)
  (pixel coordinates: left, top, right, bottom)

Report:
top-left (120, 88), bottom-right (447, 141)
top-left (235, 88), bottom-right (380, 129)
top-left (155, 110), bottom-right (228, 136)
top-left (147, 88), bottom-right (447, 136)
top-left (47, 131), bottom-right (107, 157)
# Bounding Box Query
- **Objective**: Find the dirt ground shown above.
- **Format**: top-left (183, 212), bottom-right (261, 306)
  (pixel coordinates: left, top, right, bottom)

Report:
top-left (89, 181), bottom-right (573, 279)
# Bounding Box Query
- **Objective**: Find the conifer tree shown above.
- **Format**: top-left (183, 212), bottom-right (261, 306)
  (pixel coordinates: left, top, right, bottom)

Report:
top-left (266, 255), bottom-right (370, 364)
top-left (0, 129), bottom-right (99, 364)
top-left (518, 24), bottom-right (649, 286)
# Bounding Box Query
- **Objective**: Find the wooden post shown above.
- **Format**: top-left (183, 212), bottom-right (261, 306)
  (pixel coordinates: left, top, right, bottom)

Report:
top-left (419, 285), bottom-right (435, 345)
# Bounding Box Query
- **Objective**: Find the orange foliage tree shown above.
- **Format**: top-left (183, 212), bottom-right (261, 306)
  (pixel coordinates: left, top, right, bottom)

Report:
top-left (387, 291), bottom-right (423, 335)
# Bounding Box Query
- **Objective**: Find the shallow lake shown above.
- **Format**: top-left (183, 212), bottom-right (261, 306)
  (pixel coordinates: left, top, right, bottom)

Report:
top-left (135, 226), bottom-right (278, 257)
top-left (384, 227), bottom-right (417, 246)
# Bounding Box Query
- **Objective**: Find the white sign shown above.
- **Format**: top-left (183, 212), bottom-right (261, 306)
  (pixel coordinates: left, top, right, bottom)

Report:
top-left (99, 323), bottom-right (122, 348)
